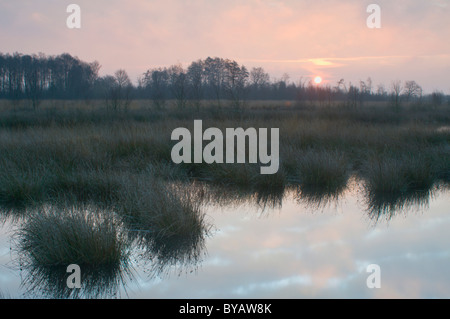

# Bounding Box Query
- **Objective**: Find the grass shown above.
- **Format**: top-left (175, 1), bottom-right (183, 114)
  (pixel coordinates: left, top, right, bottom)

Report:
top-left (0, 98), bottom-right (448, 298)
top-left (0, 99), bottom-right (448, 217)
top-left (17, 206), bottom-right (128, 267)
top-left (289, 149), bottom-right (350, 194)
top-left (0, 99), bottom-right (448, 296)
top-left (19, 260), bottom-right (132, 299)
top-left (361, 151), bottom-right (442, 218)
top-left (363, 152), bottom-right (438, 197)
top-left (116, 178), bottom-right (210, 275)
top-left (117, 178), bottom-right (207, 238)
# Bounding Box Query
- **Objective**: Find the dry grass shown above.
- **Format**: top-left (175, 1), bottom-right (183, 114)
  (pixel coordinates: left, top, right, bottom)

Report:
top-left (0, 99), bottom-right (448, 214)
top-left (17, 205), bottom-right (128, 267)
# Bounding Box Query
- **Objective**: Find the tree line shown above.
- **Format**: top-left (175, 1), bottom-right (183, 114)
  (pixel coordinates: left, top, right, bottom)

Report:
top-left (0, 52), bottom-right (447, 109)
top-left (0, 52), bottom-right (100, 108)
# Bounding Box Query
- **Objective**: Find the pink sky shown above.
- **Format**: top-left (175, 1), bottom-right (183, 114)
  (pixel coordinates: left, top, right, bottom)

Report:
top-left (1, 0), bottom-right (449, 93)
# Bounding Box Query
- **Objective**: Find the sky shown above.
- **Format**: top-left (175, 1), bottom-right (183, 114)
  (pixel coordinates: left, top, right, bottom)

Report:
top-left (1, 0), bottom-right (449, 93)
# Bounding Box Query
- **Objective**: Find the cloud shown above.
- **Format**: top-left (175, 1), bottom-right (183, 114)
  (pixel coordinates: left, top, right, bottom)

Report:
top-left (231, 275), bottom-right (313, 296)
top-left (0, 0), bottom-right (448, 91)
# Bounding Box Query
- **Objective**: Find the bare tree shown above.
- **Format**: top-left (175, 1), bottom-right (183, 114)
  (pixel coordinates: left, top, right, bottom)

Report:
top-left (337, 79), bottom-right (347, 93)
top-left (359, 80), bottom-right (368, 107)
top-left (106, 69), bottom-right (132, 111)
top-left (390, 80), bottom-right (403, 109)
top-left (204, 57), bottom-right (226, 108)
top-left (365, 77), bottom-right (373, 95)
top-left (223, 60), bottom-right (249, 109)
top-left (376, 83), bottom-right (387, 97)
top-left (281, 73), bottom-right (290, 85)
top-left (143, 67), bottom-right (169, 110)
top-left (187, 60), bottom-right (204, 110)
top-left (403, 80), bottom-right (422, 103)
top-left (168, 64), bottom-right (188, 109)
top-left (250, 67), bottom-right (270, 89)
top-left (355, 77), bottom-right (372, 107)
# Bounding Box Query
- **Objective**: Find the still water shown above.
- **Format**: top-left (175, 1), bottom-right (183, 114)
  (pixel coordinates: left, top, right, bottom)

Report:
top-left (1, 180), bottom-right (449, 298)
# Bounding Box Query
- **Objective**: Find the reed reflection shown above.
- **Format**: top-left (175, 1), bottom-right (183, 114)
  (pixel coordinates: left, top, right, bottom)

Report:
top-left (364, 186), bottom-right (438, 222)
top-left (18, 263), bottom-right (132, 299)
top-left (121, 181), bottom-right (211, 277)
top-left (7, 176), bottom-right (448, 298)
top-left (14, 205), bottom-right (132, 298)
top-left (192, 181), bottom-right (285, 211)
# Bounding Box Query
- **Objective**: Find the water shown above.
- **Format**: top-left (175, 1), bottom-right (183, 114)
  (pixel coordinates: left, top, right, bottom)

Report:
top-left (1, 180), bottom-right (449, 299)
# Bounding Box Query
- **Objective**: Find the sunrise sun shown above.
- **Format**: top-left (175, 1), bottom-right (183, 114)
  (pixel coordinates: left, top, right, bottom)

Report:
top-left (314, 76), bottom-right (322, 84)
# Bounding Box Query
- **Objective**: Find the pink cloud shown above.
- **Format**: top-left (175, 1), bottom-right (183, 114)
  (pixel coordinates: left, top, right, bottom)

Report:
top-left (1, 0), bottom-right (448, 91)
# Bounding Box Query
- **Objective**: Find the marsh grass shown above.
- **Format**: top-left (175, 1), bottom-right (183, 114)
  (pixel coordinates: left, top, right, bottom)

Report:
top-left (363, 153), bottom-right (438, 198)
top-left (200, 163), bottom-right (258, 187)
top-left (365, 188), bottom-right (434, 221)
top-left (118, 179), bottom-right (210, 275)
top-left (19, 262), bottom-right (132, 299)
top-left (145, 161), bottom-right (189, 181)
top-left (0, 100), bottom-right (448, 217)
top-left (1, 100), bottom-right (448, 297)
top-left (0, 100), bottom-right (448, 297)
top-left (0, 166), bottom-right (48, 209)
top-left (361, 150), bottom-right (445, 219)
top-left (290, 149), bottom-right (350, 196)
top-left (15, 205), bottom-right (132, 297)
top-left (116, 178), bottom-right (207, 237)
top-left (17, 206), bottom-right (128, 267)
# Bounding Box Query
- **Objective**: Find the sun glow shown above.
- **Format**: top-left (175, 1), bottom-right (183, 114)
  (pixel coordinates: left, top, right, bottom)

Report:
top-left (314, 76), bottom-right (322, 84)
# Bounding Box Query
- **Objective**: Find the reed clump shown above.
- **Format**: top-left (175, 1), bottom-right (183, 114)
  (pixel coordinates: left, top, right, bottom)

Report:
top-left (17, 206), bottom-right (128, 267)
